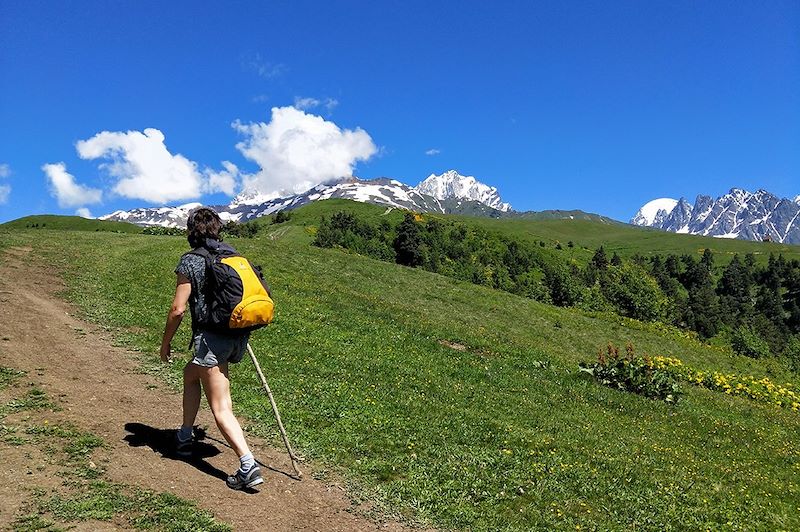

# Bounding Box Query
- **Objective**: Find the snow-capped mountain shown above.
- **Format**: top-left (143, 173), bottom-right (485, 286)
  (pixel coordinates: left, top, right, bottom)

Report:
top-left (221, 177), bottom-right (447, 222)
top-left (99, 172), bottom-right (513, 227)
top-left (631, 188), bottom-right (800, 244)
top-left (630, 198), bottom-right (679, 226)
top-left (415, 170), bottom-right (512, 212)
top-left (100, 202), bottom-right (204, 228)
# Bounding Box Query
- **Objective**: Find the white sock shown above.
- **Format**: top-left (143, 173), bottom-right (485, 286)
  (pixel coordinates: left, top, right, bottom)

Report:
top-left (239, 452), bottom-right (255, 472)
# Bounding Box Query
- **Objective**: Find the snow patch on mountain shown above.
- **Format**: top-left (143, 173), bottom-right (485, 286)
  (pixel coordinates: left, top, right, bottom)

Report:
top-left (630, 198), bottom-right (679, 226)
top-left (99, 202), bottom-right (206, 228)
top-left (414, 170), bottom-right (511, 212)
top-left (100, 170), bottom-right (514, 227)
top-left (631, 188), bottom-right (800, 244)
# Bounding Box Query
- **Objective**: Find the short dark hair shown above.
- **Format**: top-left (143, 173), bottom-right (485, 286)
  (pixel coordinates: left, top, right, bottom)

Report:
top-left (187, 207), bottom-right (223, 248)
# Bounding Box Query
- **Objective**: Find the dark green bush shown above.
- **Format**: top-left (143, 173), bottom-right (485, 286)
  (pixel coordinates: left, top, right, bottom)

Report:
top-left (730, 325), bottom-right (771, 359)
top-left (272, 210), bottom-right (291, 224)
top-left (221, 220), bottom-right (260, 238)
top-left (141, 226), bottom-right (186, 236)
top-left (782, 335), bottom-right (800, 373)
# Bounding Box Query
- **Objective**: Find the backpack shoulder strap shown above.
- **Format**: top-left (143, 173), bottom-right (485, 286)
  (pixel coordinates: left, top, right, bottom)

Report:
top-left (205, 238), bottom-right (238, 257)
top-left (186, 246), bottom-right (213, 261)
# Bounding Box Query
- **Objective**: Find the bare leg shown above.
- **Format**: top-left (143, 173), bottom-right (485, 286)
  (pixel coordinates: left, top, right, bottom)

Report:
top-left (182, 362), bottom-right (202, 428)
top-left (200, 363), bottom-right (250, 457)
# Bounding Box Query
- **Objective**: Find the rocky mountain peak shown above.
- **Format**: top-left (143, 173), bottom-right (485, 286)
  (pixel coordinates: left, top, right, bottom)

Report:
top-left (414, 170), bottom-right (512, 212)
top-left (630, 198), bottom-right (679, 226)
top-left (631, 188), bottom-right (800, 244)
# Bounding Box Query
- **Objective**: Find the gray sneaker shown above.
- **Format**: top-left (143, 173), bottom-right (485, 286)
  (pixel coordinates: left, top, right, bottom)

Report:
top-left (174, 431), bottom-right (193, 458)
top-left (226, 465), bottom-right (263, 490)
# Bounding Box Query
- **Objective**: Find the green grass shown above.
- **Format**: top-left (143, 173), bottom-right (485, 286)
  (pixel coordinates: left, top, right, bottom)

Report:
top-left (41, 481), bottom-right (230, 531)
top-left (2, 222), bottom-right (799, 530)
top-left (11, 512), bottom-right (64, 532)
top-left (5, 387), bottom-right (58, 413)
top-left (287, 199), bottom-right (800, 265)
top-left (0, 366), bottom-right (26, 389)
top-left (452, 205), bottom-right (800, 264)
top-left (1, 214), bottom-right (141, 233)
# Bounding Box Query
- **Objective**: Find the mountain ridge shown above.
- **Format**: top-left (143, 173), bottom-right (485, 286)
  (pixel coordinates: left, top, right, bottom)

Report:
top-left (631, 188), bottom-right (800, 244)
top-left (99, 170), bottom-right (524, 227)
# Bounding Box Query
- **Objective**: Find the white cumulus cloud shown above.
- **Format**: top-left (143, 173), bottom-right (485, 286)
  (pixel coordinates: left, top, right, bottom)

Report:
top-left (425, 148), bottom-right (441, 156)
top-left (232, 106), bottom-right (377, 197)
top-left (204, 161), bottom-right (239, 196)
top-left (75, 128), bottom-right (239, 204)
top-left (76, 128), bottom-right (204, 204)
top-left (42, 163), bottom-right (103, 208)
top-left (75, 207), bottom-right (93, 218)
top-left (0, 163), bottom-right (10, 178)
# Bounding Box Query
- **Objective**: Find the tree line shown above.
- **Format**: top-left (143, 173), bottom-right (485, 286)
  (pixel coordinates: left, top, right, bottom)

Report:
top-left (313, 211), bottom-right (800, 369)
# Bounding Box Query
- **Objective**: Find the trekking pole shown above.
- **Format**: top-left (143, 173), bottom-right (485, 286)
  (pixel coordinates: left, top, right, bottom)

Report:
top-left (246, 343), bottom-right (303, 479)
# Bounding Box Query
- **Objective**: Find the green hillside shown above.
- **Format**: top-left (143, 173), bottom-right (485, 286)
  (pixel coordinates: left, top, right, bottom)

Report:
top-left (283, 199), bottom-right (800, 265)
top-left (1, 222), bottom-right (797, 531)
top-left (468, 217), bottom-right (800, 263)
top-left (506, 208), bottom-right (617, 223)
top-left (1, 214), bottom-right (141, 233)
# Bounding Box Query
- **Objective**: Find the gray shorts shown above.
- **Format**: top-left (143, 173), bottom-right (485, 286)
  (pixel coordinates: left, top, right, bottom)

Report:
top-left (191, 331), bottom-right (249, 367)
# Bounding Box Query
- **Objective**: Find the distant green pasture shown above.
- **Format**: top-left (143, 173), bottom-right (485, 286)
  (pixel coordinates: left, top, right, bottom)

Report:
top-left (286, 199), bottom-right (800, 266)
top-left (1, 214), bottom-right (141, 233)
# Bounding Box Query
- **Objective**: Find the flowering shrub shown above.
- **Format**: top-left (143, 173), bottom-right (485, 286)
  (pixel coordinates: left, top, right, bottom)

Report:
top-left (647, 355), bottom-right (800, 412)
top-left (579, 343), bottom-right (682, 403)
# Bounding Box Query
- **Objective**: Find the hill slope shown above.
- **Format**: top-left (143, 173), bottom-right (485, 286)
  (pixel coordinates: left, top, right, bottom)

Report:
top-left (1, 223), bottom-right (797, 530)
top-left (1, 214), bottom-right (141, 233)
top-left (285, 199), bottom-right (800, 265)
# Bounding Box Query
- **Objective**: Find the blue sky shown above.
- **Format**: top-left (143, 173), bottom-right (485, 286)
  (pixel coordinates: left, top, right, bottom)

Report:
top-left (1, 0), bottom-right (798, 223)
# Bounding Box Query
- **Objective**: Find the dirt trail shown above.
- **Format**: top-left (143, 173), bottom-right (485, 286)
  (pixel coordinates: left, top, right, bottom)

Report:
top-left (0, 246), bottom-right (415, 531)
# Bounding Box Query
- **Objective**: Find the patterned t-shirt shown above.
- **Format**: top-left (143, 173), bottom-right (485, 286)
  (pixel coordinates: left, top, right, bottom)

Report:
top-left (175, 253), bottom-right (209, 324)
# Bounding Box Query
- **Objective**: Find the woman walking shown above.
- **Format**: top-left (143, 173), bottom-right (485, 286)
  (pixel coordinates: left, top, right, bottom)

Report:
top-left (159, 206), bottom-right (263, 490)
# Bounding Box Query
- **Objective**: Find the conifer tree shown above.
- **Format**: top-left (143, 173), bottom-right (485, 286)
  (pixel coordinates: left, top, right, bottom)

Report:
top-left (393, 212), bottom-right (424, 267)
top-left (717, 254), bottom-right (753, 327)
top-left (701, 248), bottom-right (714, 272)
top-left (591, 246), bottom-right (609, 270)
top-left (687, 277), bottom-right (721, 338)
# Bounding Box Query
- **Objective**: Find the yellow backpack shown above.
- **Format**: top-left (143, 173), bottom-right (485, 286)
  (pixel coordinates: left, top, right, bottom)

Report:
top-left (188, 240), bottom-right (274, 332)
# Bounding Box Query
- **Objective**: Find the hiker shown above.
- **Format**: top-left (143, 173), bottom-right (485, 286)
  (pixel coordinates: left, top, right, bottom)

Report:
top-left (159, 206), bottom-right (264, 490)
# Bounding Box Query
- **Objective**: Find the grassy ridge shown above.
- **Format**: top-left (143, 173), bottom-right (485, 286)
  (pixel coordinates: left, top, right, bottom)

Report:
top-left (1, 214), bottom-right (141, 233)
top-left (283, 199), bottom-right (800, 265)
top-left (451, 211), bottom-right (800, 264)
top-left (2, 224), bottom-right (799, 530)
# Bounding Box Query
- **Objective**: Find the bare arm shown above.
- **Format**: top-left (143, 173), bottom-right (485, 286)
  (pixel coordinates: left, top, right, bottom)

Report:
top-left (160, 273), bottom-right (192, 362)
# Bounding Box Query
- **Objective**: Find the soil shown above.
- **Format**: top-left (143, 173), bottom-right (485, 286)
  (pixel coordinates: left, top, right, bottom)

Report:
top-left (0, 246), bottom-right (420, 531)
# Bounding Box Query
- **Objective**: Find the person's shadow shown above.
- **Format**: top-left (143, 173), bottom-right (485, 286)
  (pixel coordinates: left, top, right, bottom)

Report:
top-left (123, 422), bottom-right (260, 493)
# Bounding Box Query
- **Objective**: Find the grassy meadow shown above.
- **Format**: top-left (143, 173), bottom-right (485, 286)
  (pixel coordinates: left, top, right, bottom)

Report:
top-left (263, 199), bottom-right (800, 267)
top-left (1, 207), bottom-right (799, 531)
top-left (2, 214), bottom-right (141, 233)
